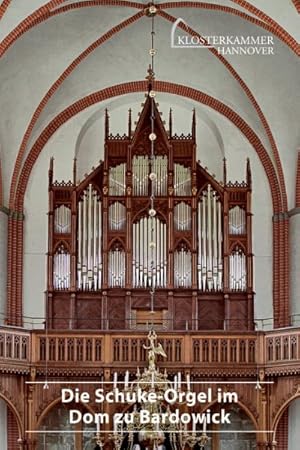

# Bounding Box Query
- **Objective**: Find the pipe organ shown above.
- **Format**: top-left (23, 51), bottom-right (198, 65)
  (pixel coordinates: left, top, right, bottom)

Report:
top-left (132, 216), bottom-right (167, 288)
top-left (77, 184), bottom-right (102, 291)
top-left (197, 185), bottom-right (223, 292)
top-left (47, 97), bottom-right (254, 331)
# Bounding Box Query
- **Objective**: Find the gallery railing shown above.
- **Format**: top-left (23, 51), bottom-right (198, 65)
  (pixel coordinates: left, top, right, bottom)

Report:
top-left (0, 327), bottom-right (300, 373)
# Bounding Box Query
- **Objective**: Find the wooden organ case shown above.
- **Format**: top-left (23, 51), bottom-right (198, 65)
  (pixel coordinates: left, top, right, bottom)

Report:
top-left (47, 97), bottom-right (254, 331)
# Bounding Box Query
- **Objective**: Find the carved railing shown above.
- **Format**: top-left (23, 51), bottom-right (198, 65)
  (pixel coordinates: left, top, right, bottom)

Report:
top-left (0, 327), bottom-right (30, 362)
top-left (31, 332), bottom-right (257, 366)
top-left (192, 336), bottom-right (256, 364)
top-left (265, 329), bottom-right (300, 366)
top-left (1, 328), bottom-right (300, 374)
top-left (35, 334), bottom-right (103, 363)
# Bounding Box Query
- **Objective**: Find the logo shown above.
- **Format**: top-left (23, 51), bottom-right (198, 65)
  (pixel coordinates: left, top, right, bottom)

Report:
top-left (171, 17), bottom-right (275, 55)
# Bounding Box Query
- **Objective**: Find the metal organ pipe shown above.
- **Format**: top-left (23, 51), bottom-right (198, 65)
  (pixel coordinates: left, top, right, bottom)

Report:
top-left (109, 163), bottom-right (126, 196)
top-left (174, 202), bottom-right (191, 231)
top-left (109, 202), bottom-right (126, 230)
top-left (54, 245), bottom-right (70, 290)
top-left (229, 247), bottom-right (246, 291)
top-left (132, 216), bottom-right (167, 288)
top-left (77, 185), bottom-right (102, 290)
top-left (174, 246), bottom-right (192, 288)
top-left (54, 205), bottom-right (71, 233)
top-left (229, 205), bottom-right (246, 234)
top-left (133, 155), bottom-right (168, 196)
top-left (108, 247), bottom-right (125, 288)
top-left (197, 184), bottom-right (223, 292)
top-left (174, 163), bottom-right (191, 196)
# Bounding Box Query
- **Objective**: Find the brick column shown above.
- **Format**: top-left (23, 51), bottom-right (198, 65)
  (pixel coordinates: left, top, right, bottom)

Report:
top-left (0, 207), bottom-right (8, 325)
top-left (276, 409), bottom-right (288, 450)
top-left (7, 407), bottom-right (19, 450)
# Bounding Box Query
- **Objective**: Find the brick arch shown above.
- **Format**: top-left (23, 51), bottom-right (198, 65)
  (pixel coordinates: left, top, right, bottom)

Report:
top-left (159, 9), bottom-right (288, 212)
top-left (0, 0), bottom-right (298, 61)
top-left (0, 392), bottom-right (23, 440)
top-left (296, 151), bottom-right (300, 208)
top-left (201, 398), bottom-right (259, 431)
top-left (0, 0), bottom-right (11, 20)
top-left (6, 80), bottom-right (285, 328)
top-left (272, 393), bottom-right (300, 440)
top-left (15, 81), bottom-right (282, 212)
top-left (36, 396), bottom-right (95, 430)
top-left (8, 8), bottom-right (144, 210)
top-left (8, 5), bottom-right (288, 214)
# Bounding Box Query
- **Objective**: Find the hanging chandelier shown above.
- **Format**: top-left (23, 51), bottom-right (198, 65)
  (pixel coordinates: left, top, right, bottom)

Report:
top-left (94, 330), bottom-right (209, 450)
top-left (95, 4), bottom-right (209, 449)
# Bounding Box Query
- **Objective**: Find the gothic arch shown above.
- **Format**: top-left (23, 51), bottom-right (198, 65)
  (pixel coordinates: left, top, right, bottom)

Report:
top-left (272, 392), bottom-right (300, 438)
top-left (0, 392), bottom-right (23, 439)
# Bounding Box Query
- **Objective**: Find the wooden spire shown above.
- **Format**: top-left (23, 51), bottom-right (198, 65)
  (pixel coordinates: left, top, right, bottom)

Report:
top-left (105, 108), bottom-right (109, 140)
top-left (73, 158), bottom-right (77, 185)
top-left (223, 157), bottom-right (227, 185)
top-left (169, 108), bottom-right (173, 138)
top-left (192, 108), bottom-right (196, 139)
top-left (49, 157), bottom-right (54, 186)
top-left (246, 157), bottom-right (252, 188)
top-left (128, 108), bottom-right (132, 138)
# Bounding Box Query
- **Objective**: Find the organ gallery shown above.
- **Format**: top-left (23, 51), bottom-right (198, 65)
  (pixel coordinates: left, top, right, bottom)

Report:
top-left (47, 94), bottom-right (253, 331)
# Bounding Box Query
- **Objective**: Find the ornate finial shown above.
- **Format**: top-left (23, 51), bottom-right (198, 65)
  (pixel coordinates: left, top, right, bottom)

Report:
top-left (143, 330), bottom-right (167, 371)
top-left (128, 108), bottom-right (132, 138)
top-left (192, 108), bottom-right (196, 139)
top-left (49, 157), bottom-right (54, 186)
top-left (169, 108), bottom-right (173, 138)
top-left (246, 157), bottom-right (252, 188)
top-left (223, 157), bottom-right (227, 185)
top-left (73, 158), bottom-right (77, 185)
top-left (145, 3), bottom-right (158, 17)
top-left (146, 64), bottom-right (155, 83)
top-left (105, 108), bottom-right (109, 139)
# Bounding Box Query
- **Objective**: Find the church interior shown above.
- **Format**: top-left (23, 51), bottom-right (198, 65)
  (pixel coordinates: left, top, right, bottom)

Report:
top-left (0, 1), bottom-right (299, 449)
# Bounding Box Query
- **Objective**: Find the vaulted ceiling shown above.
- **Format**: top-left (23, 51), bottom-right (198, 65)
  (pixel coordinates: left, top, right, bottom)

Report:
top-left (0, 0), bottom-right (299, 211)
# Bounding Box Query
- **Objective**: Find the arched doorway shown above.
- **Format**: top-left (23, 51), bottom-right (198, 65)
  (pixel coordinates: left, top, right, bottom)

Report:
top-left (0, 396), bottom-right (22, 450)
top-left (198, 404), bottom-right (256, 450)
top-left (36, 403), bottom-right (97, 450)
top-left (275, 396), bottom-right (300, 450)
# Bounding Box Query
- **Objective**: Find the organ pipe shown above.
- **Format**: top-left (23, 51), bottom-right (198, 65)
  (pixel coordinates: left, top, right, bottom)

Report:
top-left (77, 184), bottom-right (102, 290)
top-left (229, 205), bottom-right (246, 234)
top-left (174, 202), bottom-right (191, 231)
top-left (109, 163), bottom-right (126, 196)
top-left (132, 216), bottom-right (167, 288)
top-left (174, 246), bottom-right (192, 288)
top-left (197, 184), bottom-right (223, 291)
top-left (54, 205), bottom-right (71, 233)
top-left (174, 163), bottom-right (191, 196)
top-left (53, 245), bottom-right (70, 290)
top-left (229, 247), bottom-right (246, 291)
top-left (109, 202), bottom-right (126, 230)
top-left (133, 155), bottom-right (168, 196)
top-left (108, 247), bottom-right (125, 288)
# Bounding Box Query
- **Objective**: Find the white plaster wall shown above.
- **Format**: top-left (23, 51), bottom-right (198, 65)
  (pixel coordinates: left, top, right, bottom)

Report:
top-left (288, 398), bottom-right (300, 450)
top-left (0, 5), bottom-right (135, 204)
top-left (0, 211), bottom-right (8, 326)
top-left (0, 399), bottom-right (8, 450)
top-left (290, 213), bottom-right (300, 327)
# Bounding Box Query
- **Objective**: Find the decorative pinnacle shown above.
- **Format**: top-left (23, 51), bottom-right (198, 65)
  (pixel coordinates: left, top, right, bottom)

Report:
top-left (146, 64), bottom-right (155, 82)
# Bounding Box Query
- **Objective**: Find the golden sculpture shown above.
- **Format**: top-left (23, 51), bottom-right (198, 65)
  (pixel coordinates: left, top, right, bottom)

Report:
top-left (143, 330), bottom-right (167, 370)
